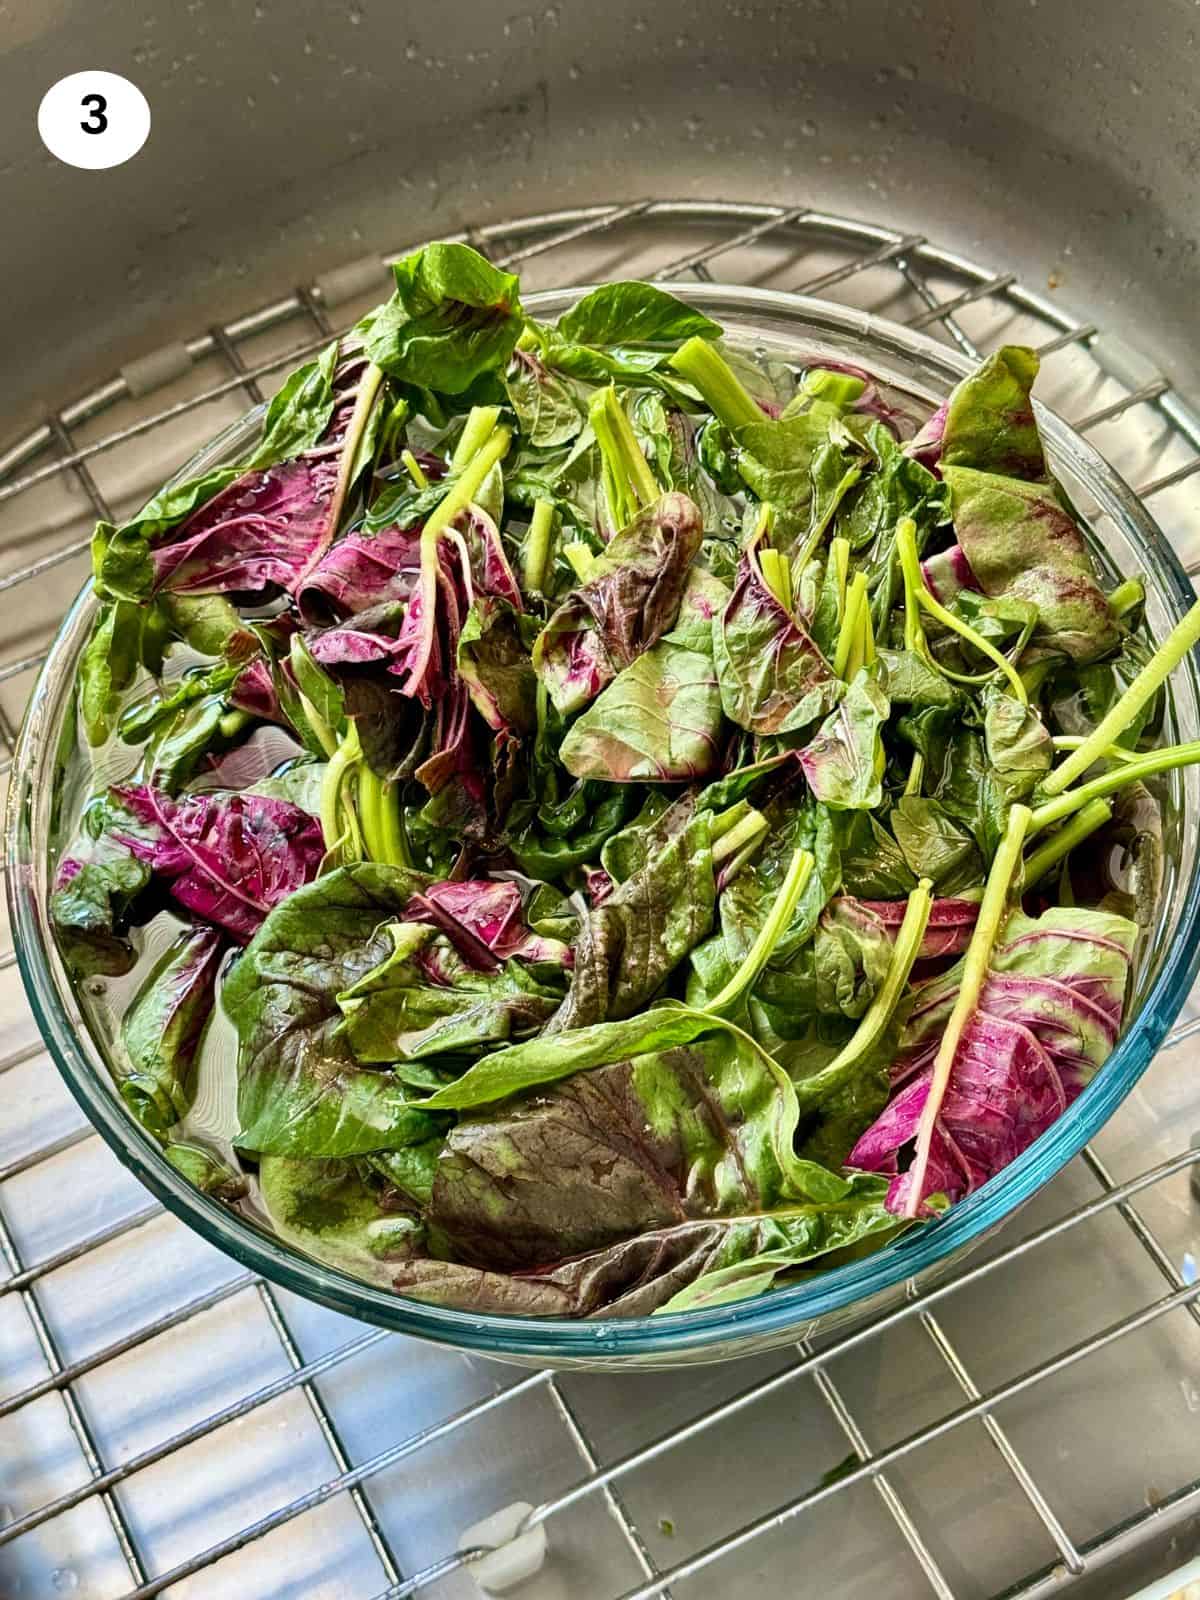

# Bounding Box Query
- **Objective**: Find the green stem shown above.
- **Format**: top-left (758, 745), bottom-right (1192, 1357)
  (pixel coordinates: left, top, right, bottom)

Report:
top-left (903, 805), bottom-right (1030, 1218)
top-left (706, 848), bottom-right (814, 1014)
top-left (1108, 576), bottom-right (1144, 620)
top-left (377, 779), bottom-right (410, 869)
top-left (400, 448), bottom-right (428, 489)
top-left (357, 764), bottom-right (385, 862)
top-left (1022, 798), bottom-right (1112, 891)
top-left (834, 571), bottom-right (868, 679)
top-left (711, 808), bottom-right (768, 866)
top-left (668, 336), bottom-right (765, 435)
top-left (523, 498), bottom-right (556, 595)
top-left (904, 751), bottom-right (925, 797)
top-left (793, 879), bottom-right (934, 1110)
top-left (1040, 598), bottom-right (1200, 796)
top-left (452, 405), bottom-right (502, 470)
top-left (831, 537), bottom-right (850, 620)
top-left (357, 766), bottom-right (410, 868)
top-left (759, 547), bottom-right (793, 612)
top-left (1051, 735), bottom-right (1138, 766)
top-left (896, 518), bottom-right (1028, 704)
top-left (319, 725), bottom-right (363, 856)
top-left (296, 691), bottom-right (340, 759)
top-left (563, 541), bottom-right (598, 583)
top-left (1029, 739), bottom-right (1200, 832)
top-left (589, 385), bottom-right (660, 526)
top-left (218, 709), bottom-right (251, 741)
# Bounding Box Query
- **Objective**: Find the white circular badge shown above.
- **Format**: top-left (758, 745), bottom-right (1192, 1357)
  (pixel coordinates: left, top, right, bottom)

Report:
top-left (38, 72), bottom-right (150, 170)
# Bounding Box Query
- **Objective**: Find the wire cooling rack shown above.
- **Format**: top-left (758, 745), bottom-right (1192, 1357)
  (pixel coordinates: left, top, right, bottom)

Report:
top-left (3, 202), bottom-right (1200, 1600)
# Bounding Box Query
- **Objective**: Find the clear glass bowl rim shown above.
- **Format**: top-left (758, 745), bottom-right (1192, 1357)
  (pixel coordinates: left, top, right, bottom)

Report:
top-left (9, 282), bottom-right (1200, 1364)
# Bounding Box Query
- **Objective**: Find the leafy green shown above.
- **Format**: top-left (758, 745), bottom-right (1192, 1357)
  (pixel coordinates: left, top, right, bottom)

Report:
top-left (427, 1025), bottom-right (875, 1270)
top-left (557, 282), bottom-right (721, 347)
top-left (533, 491), bottom-right (704, 714)
top-left (798, 667), bottom-right (889, 810)
top-left (559, 635), bottom-right (723, 782)
top-left (223, 864), bottom-right (451, 1157)
top-left (259, 1156), bottom-right (423, 1286)
top-left (550, 808), bottom-right (723, 1030)
top-left (937, 345), bottom-right (1046, 480)
top-left (336, 922), bottom-right (561, 1061)
top-left (713, 551), bottom-right (841, 735)
top-left (944, 467), bottom-right (1119, 664)
top-left (361, 243), bottom-right (523, 393)
top-left (118, 927), bottom-right (224, 1137)
top-left (51, 792), bottom-right (156, 975)
top-left (892, 796), bottom-right (983, 894)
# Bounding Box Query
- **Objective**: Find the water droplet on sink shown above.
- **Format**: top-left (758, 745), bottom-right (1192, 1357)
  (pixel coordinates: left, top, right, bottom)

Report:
top-left (52, 1572), bottom-right (79, 1594)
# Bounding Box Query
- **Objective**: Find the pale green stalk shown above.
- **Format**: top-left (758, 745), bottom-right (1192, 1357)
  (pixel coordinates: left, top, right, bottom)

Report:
top-left (896, 517), bottom-right (1028, 704)
top-left (668, 336), bottom-right (764, 435)
top-left (792, 879), bottom-right (933, 1110)
top-left (452, 405), bottom-right (502, 470)
top-left (1022, 799), bottom-right (1111, 890)
top-left (400, 448), bottom-right (428, 489)
top-left (903, 805), bottom-right (1031, 1219)
top-left (706, 849), bottom-right (814, 1013)
top-left (523, 499), bottom-right (556, 595)
top-left (1030, 740), bottom-right (1200, 832)
top-left (1040, 598), bottom-right (1200, 795)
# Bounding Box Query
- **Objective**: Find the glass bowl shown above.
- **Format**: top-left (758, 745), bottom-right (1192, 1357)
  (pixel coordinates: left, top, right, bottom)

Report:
top-left (9, 286), bottom-right (1200, 1370)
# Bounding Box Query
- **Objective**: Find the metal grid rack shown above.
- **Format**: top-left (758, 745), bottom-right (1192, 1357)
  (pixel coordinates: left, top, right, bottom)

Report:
top-left (3, 201), bottom-right (1200, 1600)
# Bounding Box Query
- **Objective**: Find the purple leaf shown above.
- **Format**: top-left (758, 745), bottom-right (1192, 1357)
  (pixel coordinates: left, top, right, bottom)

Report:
top-left (112, 785), bottom-right (324, 943)
top-left (297, 523), bottom-right (422, 619)
top-left (409, 880), bottom-right (573, 970)
top-left (849, 905), bottom-right (1136, 1213)
top-left (149, 362), bottom-right (376, 601)
top-left (839, 895), bottom-right (979, 959)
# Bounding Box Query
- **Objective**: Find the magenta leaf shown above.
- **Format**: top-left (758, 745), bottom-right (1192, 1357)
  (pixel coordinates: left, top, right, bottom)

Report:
top-left (113, 784), bottom-right (324, 943)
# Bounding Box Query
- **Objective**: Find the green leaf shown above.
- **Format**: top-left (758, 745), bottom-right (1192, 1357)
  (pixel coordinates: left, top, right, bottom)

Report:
top-left (426, 1025), bottom-right (858, 1276)
top-left (248, 339), bottom-right (342, 468)
top-left (657, 1181), bottom-right (898, 1313)
top-left (79, 599), bottom-right (153, 744)
top-left (558, 636), bottom-right (723, 782)
top-left (163, 1141), bottom-right (248, 1201)
top-left (939, 345), bottom-right (1046, 480)
top-left (118, 926), bottom-right (224, 1138)
top-left (362, 243), bottom-right (523, 394)
top-left (798, 666), bottom-right (889, 810)
top-left (935, 728), bottom-right (1013, 864)
top-left (550, 808), bottom-right (722, 1030)
top-left (983, 686), bottom-right (1053, 796)
top-left (504, 350), bottom-right (587, 448)
top-left (50, 791), bottom-right (155, 975)
top-left (835, 811), bottom-right (918, 899)
top-left (259, 1156), bottom-right (423, 1287)
top-left (557, 282), bottom-right (722, 347)
top-left (223, 863), bottom-right (454, 1157)
top-left (458, 595), bottom-right (538, 736)
top-left (713, 554), bottom-right (841, 735)
top-left (336, 922), bottom-right (561, 1061)
top-left (943, 466), bottom-right (1119, 664)
top-left (892, 796), bottom-right (984, 894)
